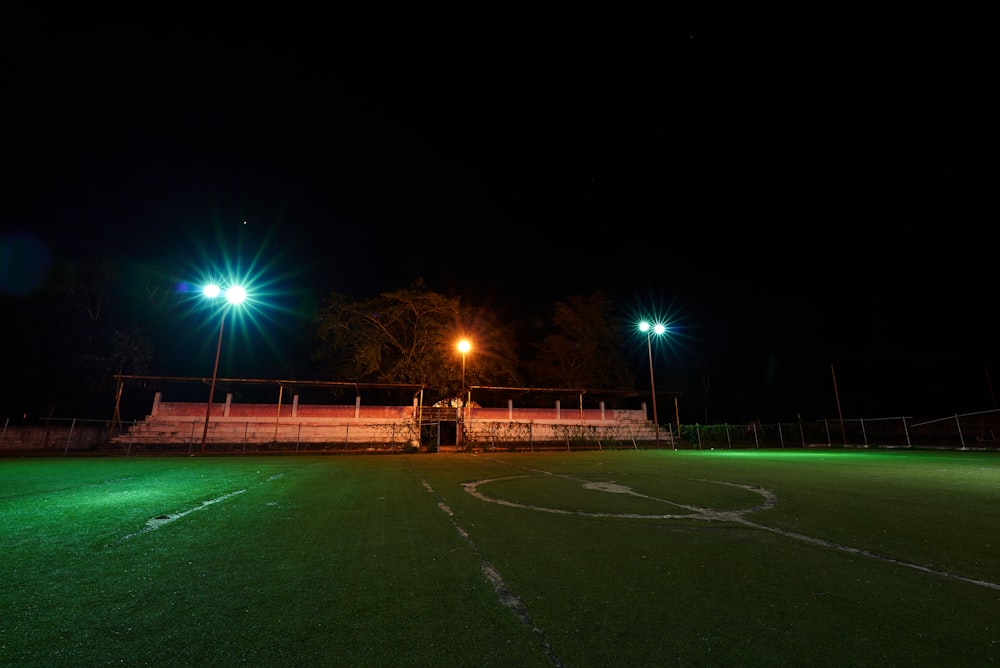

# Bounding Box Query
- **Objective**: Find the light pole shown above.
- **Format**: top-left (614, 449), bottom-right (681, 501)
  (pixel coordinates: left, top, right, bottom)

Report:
top-left (457, 339), bottom-right (471, 395)
top-left (200, 283), bottom-right (247, 453)
top-left (639, 320), bottom-right (667, 446)
top-left (456, 339), bottom-right (471, 449)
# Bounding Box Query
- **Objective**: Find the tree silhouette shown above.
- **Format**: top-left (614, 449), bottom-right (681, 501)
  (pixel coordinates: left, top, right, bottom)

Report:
top-left (312, 280), bottom-right (521, 402)
top-left (528, 291), bottom-right (635, 392)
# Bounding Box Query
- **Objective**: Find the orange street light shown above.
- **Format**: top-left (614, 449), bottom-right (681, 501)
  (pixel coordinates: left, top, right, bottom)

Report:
top-left (456, 339), bottom-right (471, 450)
top-left (457, 339), bottom-right (471, 394)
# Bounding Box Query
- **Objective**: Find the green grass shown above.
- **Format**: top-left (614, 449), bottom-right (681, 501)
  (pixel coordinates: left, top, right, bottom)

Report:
top-left (2, 450), bottom-right (998, 666)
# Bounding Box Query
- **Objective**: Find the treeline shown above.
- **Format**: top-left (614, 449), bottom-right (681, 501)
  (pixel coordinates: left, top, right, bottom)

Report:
top-left (3, 257), bottom-right (642, 420)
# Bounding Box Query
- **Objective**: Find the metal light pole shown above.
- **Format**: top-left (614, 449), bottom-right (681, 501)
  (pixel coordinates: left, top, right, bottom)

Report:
top-left (200, 283), bottom-right (247, 454)
top-left (639, 321), bottom-right (667, 447)
top-left (456, 339), bottom-right (471, 449)
top-left (457, 339), bottom-right (471, 396)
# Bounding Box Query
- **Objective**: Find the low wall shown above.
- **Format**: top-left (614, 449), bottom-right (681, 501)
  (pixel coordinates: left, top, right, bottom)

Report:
top-left (463, 419), bottom-right (660, 449)
top-left (0, 424), bottom-right (107, 452)
top-left (111, 392), bottom-right (659, 450)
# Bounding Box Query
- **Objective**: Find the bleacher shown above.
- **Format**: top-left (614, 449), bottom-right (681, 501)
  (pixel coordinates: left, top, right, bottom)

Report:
top-left (111, 392), bottom-right (676, 451)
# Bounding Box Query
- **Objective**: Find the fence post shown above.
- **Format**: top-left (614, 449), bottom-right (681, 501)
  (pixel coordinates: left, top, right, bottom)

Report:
top-left (64, 418), bottom-right (77, 455)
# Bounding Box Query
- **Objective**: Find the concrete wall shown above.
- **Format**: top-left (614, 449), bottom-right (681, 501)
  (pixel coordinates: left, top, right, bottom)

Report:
top-left (0, 424), bottom-right (107, 451)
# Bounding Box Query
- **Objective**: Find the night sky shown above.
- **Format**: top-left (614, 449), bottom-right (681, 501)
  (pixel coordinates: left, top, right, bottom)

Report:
top-left (2, 8), bottom-right (994, 423)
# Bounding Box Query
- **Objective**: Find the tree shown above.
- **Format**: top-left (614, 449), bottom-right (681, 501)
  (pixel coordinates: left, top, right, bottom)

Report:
top-left (527, 291), bottom-right (635, 391)
top-left (311, 281), bottom-right (522, 400)
top-left (52, 255), bottom-right (115, 351)
top-left (447, 304), bottom-right (521, 395)
top-left (12, 256), bottom-right (119, 418)
top-left (312, 281), bottom-right (454, 384)
top-left (13, 257), bottom-right (184, 419)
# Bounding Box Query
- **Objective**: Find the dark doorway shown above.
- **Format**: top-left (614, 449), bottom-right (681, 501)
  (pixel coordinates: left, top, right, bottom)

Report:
top-left (421, 421), bottom-right (457, 451)
top-left (437, 421), bottom-right (457, 446)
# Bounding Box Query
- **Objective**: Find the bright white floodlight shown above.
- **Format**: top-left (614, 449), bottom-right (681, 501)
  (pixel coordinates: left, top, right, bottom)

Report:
top-left (225, 285), bottom-right (247, 305)
top-left (638, 319), bottom-right (669, 446)
top-left (199, 281), bottom-right (249, 453)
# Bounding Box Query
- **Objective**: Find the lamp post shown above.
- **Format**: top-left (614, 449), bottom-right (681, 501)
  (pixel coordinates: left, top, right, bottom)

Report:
top-left (457, 339), bottom-right (471, 395)
top-left (456, 339), bottom-right (471, 449)
top-left (638, 320), bottom-right (667, 446)
top-left (200, 283), bottom-right (247, 453)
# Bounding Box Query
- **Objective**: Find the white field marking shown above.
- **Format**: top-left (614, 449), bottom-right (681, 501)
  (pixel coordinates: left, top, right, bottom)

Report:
top-left (738, 520), bottom-right (1000, 591)
top-left (423, 472), bottom-right (563, 666)
top-left (118, 490), bottom-right (246, 542)
top-left (463, 475), bottom-right (775, 521)
top-left (481, 559), bottom-right (562, 666)
top-left (467, 456), bottom-right (1000, 592)
top-left (422, 480), bottom-right (434, 493)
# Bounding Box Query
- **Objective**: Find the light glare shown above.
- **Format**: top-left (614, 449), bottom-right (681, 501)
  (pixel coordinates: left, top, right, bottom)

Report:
top-left (202, 282), bottom-right (247, 306)
top-left (638, 320), bottom-right (667, 337)
top-left (226, 285), bottom-right (247, 305)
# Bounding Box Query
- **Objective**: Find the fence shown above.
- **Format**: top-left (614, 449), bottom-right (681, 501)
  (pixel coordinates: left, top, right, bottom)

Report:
top-left (462, 419), bottom-right (674, 452)
top-left (0, 417), bottom-right (112, 454)
top-left (3, 410), bottom-right (999, 455)
top-left (681, 409), bottom-right (1000, 450)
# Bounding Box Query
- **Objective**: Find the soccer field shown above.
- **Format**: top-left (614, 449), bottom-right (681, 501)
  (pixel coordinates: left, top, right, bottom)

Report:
top-left (2, 450), bottom-right (998, 666)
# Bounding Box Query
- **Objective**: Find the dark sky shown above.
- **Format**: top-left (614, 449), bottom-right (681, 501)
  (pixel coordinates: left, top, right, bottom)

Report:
top-left (2, 8), bottom-right (995, 422)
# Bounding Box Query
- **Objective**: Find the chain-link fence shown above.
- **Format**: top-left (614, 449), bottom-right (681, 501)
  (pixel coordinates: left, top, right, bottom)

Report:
top-left (681, 409), bottom-right (1000, 450)
top-left (4, 409), bottom-right (999, 455)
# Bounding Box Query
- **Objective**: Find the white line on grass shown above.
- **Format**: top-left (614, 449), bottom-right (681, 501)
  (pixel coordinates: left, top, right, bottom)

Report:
top-left (463, 474), bottom-right (776, 521)
top-left (422, 479), bottom-right (564, 668)
top-left (466, 457), bottom-right (1000, 592)
top-left (117, 489), bottom-right (246, 542)
top-left (739, 520), bottom-right (1000, 591)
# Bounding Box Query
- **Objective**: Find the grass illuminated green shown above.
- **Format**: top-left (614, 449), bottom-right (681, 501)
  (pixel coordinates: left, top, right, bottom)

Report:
top-left (2, 450), bottom-right (998, 666)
